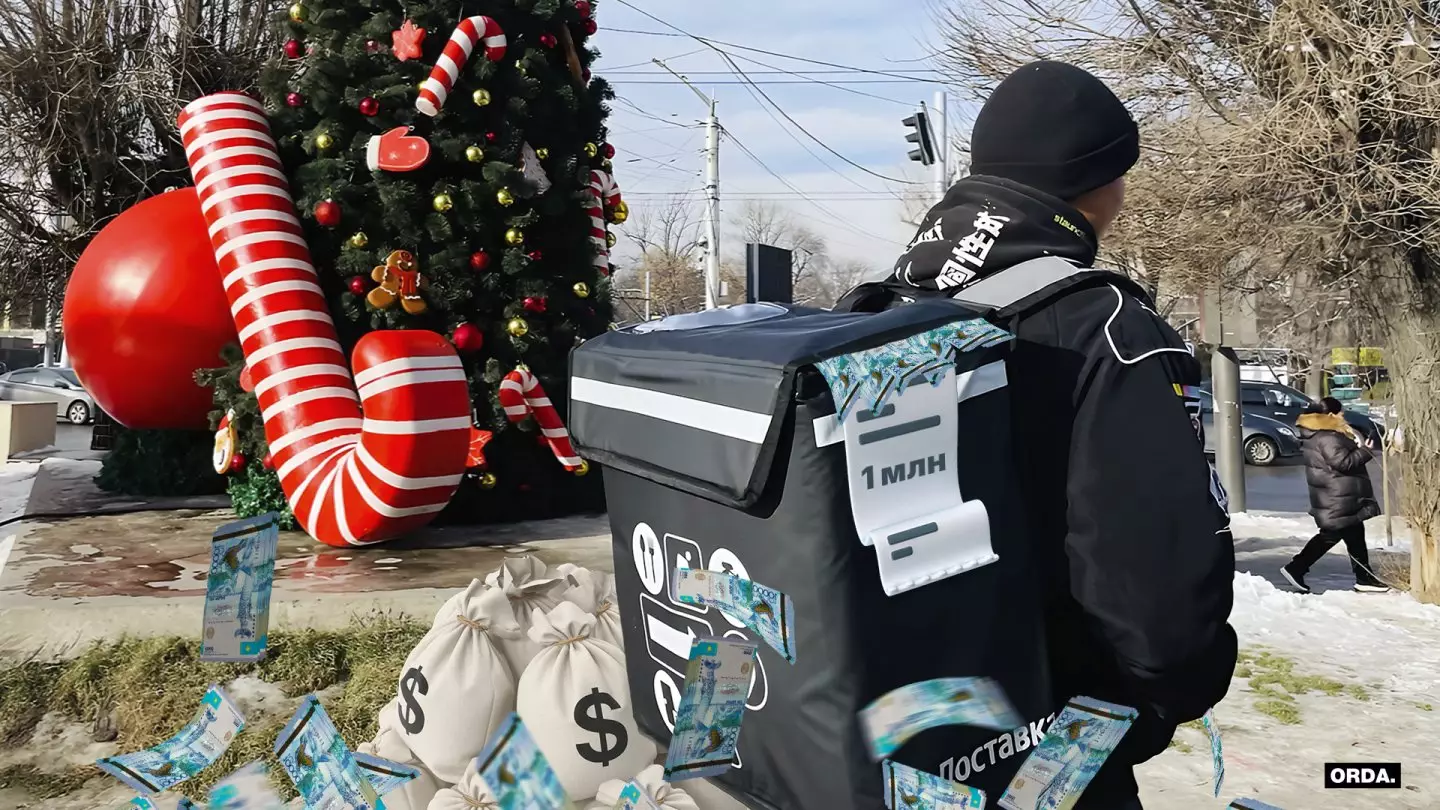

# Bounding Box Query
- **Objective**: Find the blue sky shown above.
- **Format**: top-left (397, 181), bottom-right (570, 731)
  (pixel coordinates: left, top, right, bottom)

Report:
top-left (592, 0), bottom-right (973, 275)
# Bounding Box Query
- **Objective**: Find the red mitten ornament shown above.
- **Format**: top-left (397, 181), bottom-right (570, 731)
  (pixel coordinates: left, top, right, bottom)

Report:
top-left (367, 127), bottom-right (431, 172)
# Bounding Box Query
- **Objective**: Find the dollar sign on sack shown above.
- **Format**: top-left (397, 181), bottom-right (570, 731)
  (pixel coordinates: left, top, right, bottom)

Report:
top-left (574, 687), bottom-right (628, 765)
top-left (398, 666), bottom-right (428, 734)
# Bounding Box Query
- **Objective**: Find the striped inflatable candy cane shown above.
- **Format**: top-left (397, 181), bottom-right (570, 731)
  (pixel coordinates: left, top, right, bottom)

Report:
top-left (498, 368), bottom-right (582, 469)
top-left (416, 16), bottom-right (507, 117)
top-left (179, 93), bottom-right (471, 547)
top-left (586, 169), bottom-right (622, 275)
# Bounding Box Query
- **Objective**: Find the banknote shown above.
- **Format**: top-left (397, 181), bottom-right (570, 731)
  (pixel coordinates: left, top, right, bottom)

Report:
top-left (273, 695), bottom-right (380, 810)
top-left (664, 636), bottom-right (757, 782)
top-left (179, 800), bottom-right (199, 810)
top-left (672, 568), bottom-right (796, 664)
top-left (861, 677), bottom-right (1023, 761)
top-left (475, 712), bottom-right (573, 810)
top-left (1228, 800), bottom-right (1285, 810)
top-left (96, 684), bottom-right (245, 795)
top-left (1203, 708), bottom-right (1224, 797)
top-left (208, 761), bottom-right (286, 809)
top-left (997, 696), bottom-right (1137, 810)
top-left (129, 798), bottom-right (158, 809)
top-left (614, 780), bottom-right (663, 810)
top-left (882, 759), bottom-right (987, 809)
top-left (201, 513), bottom-right (281, 663)
top-left (354, 750), bottom-right (419, 796)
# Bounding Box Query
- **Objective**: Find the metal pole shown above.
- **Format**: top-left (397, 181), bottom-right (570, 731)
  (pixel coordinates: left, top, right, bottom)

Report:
top-left (1212, 346), bottom-right (1247, 512)
top-left (644, 269), bottom-right (651, 322)
top-left (703, 97), bottom-right (721, 310)
top-left (933, 91), bottom-right (948, 205)
top-left (1383, 437), bottom-right (1393, 546)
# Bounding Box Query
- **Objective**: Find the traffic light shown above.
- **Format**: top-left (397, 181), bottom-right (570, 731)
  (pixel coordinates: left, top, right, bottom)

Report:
top-left (903, 105), bottom-right (935, 166)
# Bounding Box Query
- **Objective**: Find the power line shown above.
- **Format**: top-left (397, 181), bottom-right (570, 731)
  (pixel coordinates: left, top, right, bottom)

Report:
top-left (608, 79), bottom-right (935, 86)
top-left (607, 69), bottom-right (943, 76)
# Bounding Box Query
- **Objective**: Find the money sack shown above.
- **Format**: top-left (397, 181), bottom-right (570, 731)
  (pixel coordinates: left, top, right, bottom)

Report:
top-left (395, 581), bottom-right (521, 783)
top-left (588, 764), bottom-right (701, 810)
top-left (555, 564), bottom-right (624, 651)
top-left (485, 556), bottom-right (570, 675)
top-left (426, 751), bottom-right (500, 810)
top-left (516, 601), bottom-right (657, 800)
top-left (358, 698), bottom-right (450, 810)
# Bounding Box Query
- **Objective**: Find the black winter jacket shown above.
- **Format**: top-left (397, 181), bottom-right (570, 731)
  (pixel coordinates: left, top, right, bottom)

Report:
top-left (1299, 412), bottom-right (1379, 531)
top-left (837, 177), bottom-right (1238, 807)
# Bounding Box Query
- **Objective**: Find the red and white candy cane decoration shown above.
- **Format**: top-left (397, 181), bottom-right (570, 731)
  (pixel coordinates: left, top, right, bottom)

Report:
top-left (586, 169), bottom-right (622, 275)
top-left (179, 93), bottom-right (472, 547)
top-left (416, 16), bottom-right (507, 117)
top-left (498, 368), bottom-right (583, 470)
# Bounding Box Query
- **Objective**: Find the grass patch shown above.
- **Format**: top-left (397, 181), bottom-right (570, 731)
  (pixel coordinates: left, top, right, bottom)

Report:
top-left (1237, 648), bottom-right (1372, 725)
top-left (1418, 703), bottom-right (1434, 712)
top-left (1167, 738), bottom-right (1194, 753)
top-left (0, 764), bottom-right (93, 798)
top-left (0, 615), bottom-right (426, 802)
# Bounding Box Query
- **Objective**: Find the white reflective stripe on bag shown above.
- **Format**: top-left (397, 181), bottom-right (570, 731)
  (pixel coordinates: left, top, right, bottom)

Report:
top-left (395, 581), bottom-right (520, 784)
top-left (517, 602), bottom-right (657, 801)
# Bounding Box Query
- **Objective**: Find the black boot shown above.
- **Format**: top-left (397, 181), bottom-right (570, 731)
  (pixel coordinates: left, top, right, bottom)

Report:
top-left (1280, 562), bottom-right (1310, 593)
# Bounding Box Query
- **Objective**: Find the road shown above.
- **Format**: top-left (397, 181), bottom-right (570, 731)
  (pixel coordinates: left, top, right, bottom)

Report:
top-left (1241, 456), bottom-right (1400, 513)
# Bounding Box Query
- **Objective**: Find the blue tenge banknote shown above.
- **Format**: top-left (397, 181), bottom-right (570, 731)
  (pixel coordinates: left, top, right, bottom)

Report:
top-left (614, 780), bottom-right (663, 810)
top-left (354, 750), bottom-right (419, 797)
top-left (97, 684), bottom-right (245, 795)
top-left (672, 568), bottom-right (796, 664)
top-left (815, 320), bottom-right (1013, 422)
top-left (273, 695), bottom-right (381, 810)
top-left (208, 761), bottom-right (286, 809)
top-left (201, 513), bottom-right (281, 663)
top-left (860, 677), bottom-right (1023, 761)
top-left (997, 697), bottom-right (1138, 810)
top-left (1203, 708), bottom-right (1224, 797)
top-left (129, 798), bottom-right (158, 809)
top-left (882, 760), bottom-right (987, 809)
top-left (1228, 800), bottom-right (1285, 810)
top-left (475, 712), bottom-right (573, 810)
top-left (664, 637), bottom-right (757, 783)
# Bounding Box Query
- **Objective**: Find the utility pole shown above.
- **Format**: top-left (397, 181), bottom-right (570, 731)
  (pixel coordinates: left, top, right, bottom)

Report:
top-left (1202, 285), bottom-right (1246, 512)
top-left (653, 59), bottom-right (721, 310)
top-left (932, 91), bottom-right (949, 205)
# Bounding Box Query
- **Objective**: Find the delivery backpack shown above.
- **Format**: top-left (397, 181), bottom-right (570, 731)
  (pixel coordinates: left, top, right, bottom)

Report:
top-left (570, 257), bottom-right (1135, 810)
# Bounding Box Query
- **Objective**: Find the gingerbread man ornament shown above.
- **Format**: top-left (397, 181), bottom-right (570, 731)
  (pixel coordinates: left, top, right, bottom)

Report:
top-left (367, 250), bottom-right (428, 315)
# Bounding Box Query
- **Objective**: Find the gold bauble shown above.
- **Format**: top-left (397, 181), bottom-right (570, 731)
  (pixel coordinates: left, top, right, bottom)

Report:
top-left (505, 228), bottom-right (524, 245)
top-left (507, 317), bottom-right (529, 337)
top-left (496, 187), bottom-right (515, 207)
top-left (602, 159), bottom-right (613, 171)
top-left (288, 3), bottom-right (304, 22)
top-left (517, 63), bottom-right (528, 76)
top-left (349, 231), bottom-right (369, 248)
top-left (315, 132), bottom-right (334, 150)
top-left (610, 199), bottom-right (629, 224)
top-left (584, 142), bottom-right (599, 158)
top-left (433, 192), bottom-right (453, 212)
top-left (535, 147), bottom-right (550, 160)
top-left (573, 282), bottom-right (590, 299)
top-left (466, 145), bottom-right (485, 163)
top-left (605, 231), bottom-right (617, 248)
top-left (472, 88), bottom-right (492, 106)
top-left (574, 460), bottom-right (590, 476)
top-left (478, 472), bottom-right (498, 489)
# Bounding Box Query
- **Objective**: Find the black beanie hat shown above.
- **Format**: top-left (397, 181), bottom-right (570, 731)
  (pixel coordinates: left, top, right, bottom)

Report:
top-left (969, 61), bottom-right (1139, 201)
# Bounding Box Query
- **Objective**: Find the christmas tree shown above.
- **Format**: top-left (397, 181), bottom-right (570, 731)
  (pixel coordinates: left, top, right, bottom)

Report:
top-left (201, 0), bottom-right (621, 528)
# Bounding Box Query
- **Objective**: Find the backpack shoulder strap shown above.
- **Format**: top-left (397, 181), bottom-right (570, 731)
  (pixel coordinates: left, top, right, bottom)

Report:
top-left (949, 256), bottom-right (1146, 319)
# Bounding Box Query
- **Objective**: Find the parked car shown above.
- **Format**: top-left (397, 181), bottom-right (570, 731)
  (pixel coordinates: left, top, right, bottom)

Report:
top-left (0, 366), bottom-right (95, 424)
top-left (1201, 380), bottom-right (1384, 445)
top-left (1193, 389), bottom-right (1302, 466)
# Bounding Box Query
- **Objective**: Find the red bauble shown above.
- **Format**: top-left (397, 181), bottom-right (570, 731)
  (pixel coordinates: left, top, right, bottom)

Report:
top-left (583, 19), bottom-right (597, 35)
top-left (348, 276), bottom-right (367, 295)
top-left (540, 33), bottom-right (558, 48)
top-left (527, 249), bottom-right (543, 262)
top-left (485, 131), bottom-right (498, 143)
top-left (453, 323), bottom-right (485, 352)
top-left (575, 0), bottom-right (592, 18)
top-left (284, 39), bottom-right (304, 59)
top-left (359, 96), bottom-right (380, 116)
top-left (601, 142), bottom-right (615, 159)
top-left (262, 453), bottom-right (275, 471)
top-left (470, 251), bottom-right (491, 271)
top-left (64, 188), bottom-right (236, 429)
top-left (286, 92), bottom-right (305, 107)
top-left (523, 296), bottom-right (548, 313)
top-left (230, 452), bottom-right (247, 473)
top-left (583, 68), bottom-right (592, 83)
top-left (314, 199), bottom-right (341, 227)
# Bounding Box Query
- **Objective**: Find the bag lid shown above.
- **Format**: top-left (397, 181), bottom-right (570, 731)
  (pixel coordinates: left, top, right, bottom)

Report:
top-left (570, 300), bottom-right (998, 509)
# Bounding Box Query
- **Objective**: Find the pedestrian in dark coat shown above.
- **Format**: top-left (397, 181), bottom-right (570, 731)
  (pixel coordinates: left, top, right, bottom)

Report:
top-left (1281, 397), bottom-right (1387, 593)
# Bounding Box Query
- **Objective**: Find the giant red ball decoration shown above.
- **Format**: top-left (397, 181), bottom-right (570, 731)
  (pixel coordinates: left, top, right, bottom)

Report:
top-left (63, 188), bottom-right (237, 429)
top-left (453, 323), bottom-right (485, 352)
